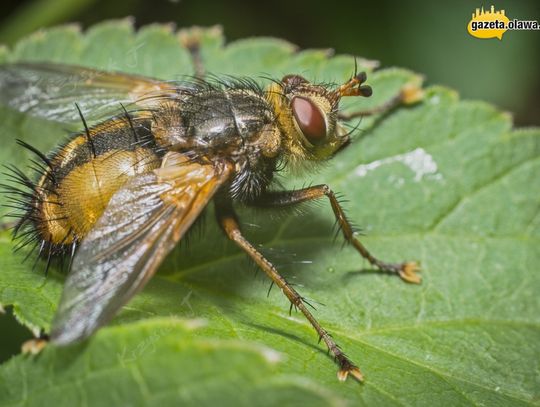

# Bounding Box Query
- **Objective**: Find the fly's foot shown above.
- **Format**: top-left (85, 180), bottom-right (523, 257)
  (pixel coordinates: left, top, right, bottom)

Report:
top-left (336, 355), bottom-right (364, 382)
top-left (21, 338), bottom-right (48, 355)
top-left (376, 260), bottom-right (421, 284)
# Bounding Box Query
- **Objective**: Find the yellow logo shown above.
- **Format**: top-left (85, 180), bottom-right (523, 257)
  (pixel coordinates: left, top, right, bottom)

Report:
top-left (468, 6), bottom-right (509, 40)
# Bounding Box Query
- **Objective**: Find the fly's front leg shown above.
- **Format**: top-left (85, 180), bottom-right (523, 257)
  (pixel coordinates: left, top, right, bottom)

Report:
top-left (251, 186), bottom-right (421, 284)
top-left (215, 200), bottom-right (363, 382)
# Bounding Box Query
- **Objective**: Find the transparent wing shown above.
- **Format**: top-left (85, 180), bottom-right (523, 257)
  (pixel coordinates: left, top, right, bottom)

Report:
top-left (0, 62), bottom-right (179, 123)
top-left (50, 153), bottom-right (232, 345)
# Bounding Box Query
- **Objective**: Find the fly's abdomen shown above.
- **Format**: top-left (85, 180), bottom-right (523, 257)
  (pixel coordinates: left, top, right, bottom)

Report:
top-left (41, 148), bottom-right (158, 243)
top-left (6, 115), bottom-right (161, 257)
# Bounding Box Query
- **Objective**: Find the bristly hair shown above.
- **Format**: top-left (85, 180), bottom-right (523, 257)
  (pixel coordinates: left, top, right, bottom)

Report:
top-left (138, 74), bottom-right (267, 103)
top-left (183, 73), bottom-right (265, 96)
top-left (0, 140), bottom-right (76, 275)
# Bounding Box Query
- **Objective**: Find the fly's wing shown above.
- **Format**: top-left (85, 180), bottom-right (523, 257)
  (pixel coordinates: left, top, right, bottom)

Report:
top-left (0, 62), bottom-right (180, 123)
top-left (50, 152), bottom-right (232, 345)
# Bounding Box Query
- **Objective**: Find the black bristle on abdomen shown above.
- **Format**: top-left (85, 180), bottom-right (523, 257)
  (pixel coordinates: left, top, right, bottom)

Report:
top-left (1, 141), bottom-right (75, 274)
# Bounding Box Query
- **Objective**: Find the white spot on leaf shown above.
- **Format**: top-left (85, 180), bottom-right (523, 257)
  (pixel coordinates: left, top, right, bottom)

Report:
top-left (260, 347), bottom-right (283, 364)
top-left (355, 148), bottom-right (442, 182)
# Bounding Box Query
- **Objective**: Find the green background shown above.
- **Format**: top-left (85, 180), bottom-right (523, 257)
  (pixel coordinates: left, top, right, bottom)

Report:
top-left (0, 1), bottom-right (539, 405)
top-left (1, 0), bottom-right (539, 126)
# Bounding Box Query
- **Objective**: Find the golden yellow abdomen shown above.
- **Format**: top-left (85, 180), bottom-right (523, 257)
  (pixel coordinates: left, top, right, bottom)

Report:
top-left (40, 148), bottom-right (159, 245)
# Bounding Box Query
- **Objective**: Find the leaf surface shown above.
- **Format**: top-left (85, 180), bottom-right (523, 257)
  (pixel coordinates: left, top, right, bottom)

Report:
top-left (0, 22), bottom-right (538, 406)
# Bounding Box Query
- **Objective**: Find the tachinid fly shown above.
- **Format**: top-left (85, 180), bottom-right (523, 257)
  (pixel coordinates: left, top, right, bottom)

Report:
top-left (0, 61), bottom-right (421, 382)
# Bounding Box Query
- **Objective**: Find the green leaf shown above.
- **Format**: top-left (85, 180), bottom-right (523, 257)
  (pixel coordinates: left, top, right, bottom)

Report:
top-left (0, 21), bottom-right (538, 406)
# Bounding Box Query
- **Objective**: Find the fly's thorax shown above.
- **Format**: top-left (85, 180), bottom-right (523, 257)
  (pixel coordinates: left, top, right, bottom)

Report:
top-left (151, 101), bottom-right (187, 149)
top-left (265, 76), bottom-right (346, 167)
top-left (253, 122), bottom-right (282, 158)
top-left (151, 89), bottom-right (281, 159)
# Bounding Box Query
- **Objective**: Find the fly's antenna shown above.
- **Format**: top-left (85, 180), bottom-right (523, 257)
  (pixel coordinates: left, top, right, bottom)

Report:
top-left (331, 70), bottom-right (372, 104)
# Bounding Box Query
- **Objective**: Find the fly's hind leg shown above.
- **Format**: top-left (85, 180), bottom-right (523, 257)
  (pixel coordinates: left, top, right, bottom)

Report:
top-left (22, 338), bottom-right (48, 355)
top-left (250, 186), bottom-right (421, 284)
top-left (215, 200), bottom-right (364, 382)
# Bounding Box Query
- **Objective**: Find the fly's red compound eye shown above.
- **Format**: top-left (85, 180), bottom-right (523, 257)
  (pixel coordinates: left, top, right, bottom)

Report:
top-left (291, 96), bottom-right (327, 144)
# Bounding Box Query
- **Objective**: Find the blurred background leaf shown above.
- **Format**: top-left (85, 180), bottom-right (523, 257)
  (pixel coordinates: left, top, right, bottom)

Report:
top-left (1, 0), bottom-right (539, 126)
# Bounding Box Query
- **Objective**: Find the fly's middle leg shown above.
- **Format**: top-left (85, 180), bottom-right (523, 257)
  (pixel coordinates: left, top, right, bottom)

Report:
top-left (250, 185), bottom-right (421, 283)
top-left (215, 200), bottom-right (364, 382)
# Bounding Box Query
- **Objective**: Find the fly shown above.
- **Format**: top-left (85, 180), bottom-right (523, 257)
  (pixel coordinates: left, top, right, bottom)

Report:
top-left (0, 61), bottom-right (421, 382)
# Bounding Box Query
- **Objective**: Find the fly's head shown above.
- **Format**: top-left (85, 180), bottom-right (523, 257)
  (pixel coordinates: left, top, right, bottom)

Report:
top-left (265, 72), bottom-right (372, 166)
